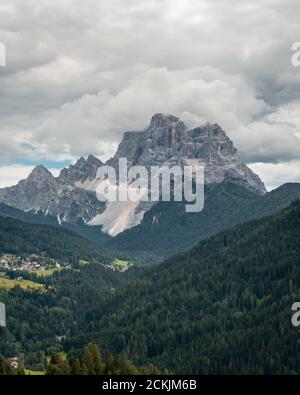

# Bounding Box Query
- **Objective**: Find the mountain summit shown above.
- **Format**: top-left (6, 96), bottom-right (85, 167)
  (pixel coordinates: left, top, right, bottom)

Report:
top-left (109, 113), bottom-right (266, 194)
top-left (0, 114), bottom-right (266, 233)
top-left (58, 154), bottom-right (103, 185)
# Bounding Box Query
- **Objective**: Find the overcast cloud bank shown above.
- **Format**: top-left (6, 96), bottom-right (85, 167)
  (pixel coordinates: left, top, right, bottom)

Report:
top-left (0, 0), bottom-right (300, 189)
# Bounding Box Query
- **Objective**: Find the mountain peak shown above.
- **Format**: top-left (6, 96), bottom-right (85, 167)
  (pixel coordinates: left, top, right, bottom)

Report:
top-left (58, 155), bottom-right (103, 185)
top-left (77, 156), bottom-right (86, 164)
top-left (28, 165), bottom-right (54, 179)
top-left (149, 113), bottom-right (183, 130)
top-left (111, 113), bottom-right (266, 195)
top-left (87, 154), bottom-right (102, 165)
top-left (73, 155), bottom-right (102, 168)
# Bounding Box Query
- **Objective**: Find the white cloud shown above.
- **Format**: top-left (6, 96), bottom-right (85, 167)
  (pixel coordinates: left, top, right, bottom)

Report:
top-left (32, 66), bottom-right (300, 166)
top-left (0, 0), bottom-right (300, 186)
top-left (34, 66), bottom-right (269, 161)
top-left (249, 160), bottom-right (300, 191)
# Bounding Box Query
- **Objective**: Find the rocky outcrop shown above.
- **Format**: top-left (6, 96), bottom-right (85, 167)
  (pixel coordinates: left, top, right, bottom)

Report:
top-left (0, 162), bottom-right (105, 224)
top-left (58, 154), bottom-right (103, 185)
top-left (109, 113), bottom-right (266, 194)
top-left (0, 165), bottom-right (59, 213)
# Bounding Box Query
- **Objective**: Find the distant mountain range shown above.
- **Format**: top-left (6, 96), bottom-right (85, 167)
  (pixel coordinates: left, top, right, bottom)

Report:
top-left (0, 113), bottom-right (266, 237)
top-left (0, 160), bottom-right (105, 225)
top-left (1, 181), bottom-right (300, 263)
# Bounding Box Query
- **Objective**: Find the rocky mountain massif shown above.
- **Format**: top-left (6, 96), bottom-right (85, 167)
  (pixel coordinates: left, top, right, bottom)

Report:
top-left (0, 157), bottom-right (105, 225)
top-left (0, 114), bottom-right (266, 235)
top-left (108, 113), bottom-right (265, 194)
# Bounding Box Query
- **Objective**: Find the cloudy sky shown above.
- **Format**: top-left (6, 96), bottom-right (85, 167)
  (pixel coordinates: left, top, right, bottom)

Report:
top-left (0, 0), bottom-right (300, 190)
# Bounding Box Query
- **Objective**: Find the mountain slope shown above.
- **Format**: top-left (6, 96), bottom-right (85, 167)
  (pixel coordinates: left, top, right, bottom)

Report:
top-left (75, 200), bottom-right (300, 374)
top-left (0, 202), bottom-right (111, 246)
top-left (0, 216), bottom-right (112, 263)
top-left (105, 182), bottom-right (300, 258)
top-left (0, 262), bottom-right (121, 369)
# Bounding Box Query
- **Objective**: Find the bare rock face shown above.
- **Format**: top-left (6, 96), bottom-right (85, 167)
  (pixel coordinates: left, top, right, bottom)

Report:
top-left (0, 113), bottom-right (266, 232)
top-left (0, 165), bottom-right (59, 213)
top-left (0, 161), bottom-right (105, 224)
top-left (108, 114), bottom-right (186, 168)
top-left (58, 155), bottom-right (103, 185)
top-left (109, 113), bottom-right (266, 195)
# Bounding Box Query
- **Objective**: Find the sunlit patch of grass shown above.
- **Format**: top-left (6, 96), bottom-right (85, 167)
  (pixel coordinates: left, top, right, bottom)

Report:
top-left (0, 276), bottom-right (44, 291)
top-left (112, 258), bottom-right (130, 272)
top-left (25, 369), bottom-right (46, 375)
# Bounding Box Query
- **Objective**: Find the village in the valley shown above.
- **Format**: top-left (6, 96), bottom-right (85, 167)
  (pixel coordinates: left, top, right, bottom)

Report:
top-left (0, 253), bottom-right (130, 277)
top-left (0, 253), bottom-right (70, 276)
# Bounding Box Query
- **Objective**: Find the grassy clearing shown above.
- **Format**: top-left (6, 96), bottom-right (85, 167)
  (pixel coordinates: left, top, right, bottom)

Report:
top-left (25, 369), bottom-right (46, 375)
top-left (0, 276), bottom-right (44, 291)
top-left (112, 258), bottom-right (130, 272)
top-left (33, 268), bottom-right (62, 277)
top-left (80, 258), bottom-right (131, 272)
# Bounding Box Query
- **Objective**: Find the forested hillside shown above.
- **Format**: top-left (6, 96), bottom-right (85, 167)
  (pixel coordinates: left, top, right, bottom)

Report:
top-left (3, 183), bottom-right (300, 262)
top-left (46, 343), bottom-right (167, 375)
top-left (0, 263), bottom-right (120, 369)
top-left (0, 203), bottom-right (110, 246)
top-left (105, 182), bottom-right (300, 258)
top-left (0, 216), bottom-right (112, 263)
top-left (72, 200), bottom-right (300, 374)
